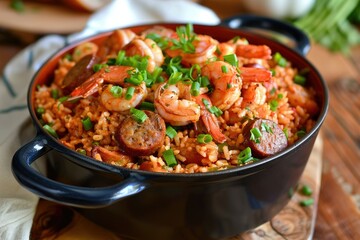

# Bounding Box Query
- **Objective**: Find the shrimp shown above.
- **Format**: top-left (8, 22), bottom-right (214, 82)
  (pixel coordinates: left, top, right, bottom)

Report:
top-left (239, 67), bottom-right (272, 83)
top-left (100, 82), bottom-right (147, 112)
top-left (97, 29), bottom-right (137, 59)
top-left (201, 61), bottom-right (242, 111)
top-left (69, 66), bottom-right (148, 111)
top-left (235, 44), bottom-right (272, 59)
top-left (72, 42), bottom-right (98, 62)
top-left (92, 146), bottom-right (132, 167)
top-left (215, 36), bottom-right (248, 60)
top-left (123, 38), bottom-right (164, 73)
top-left (69, 65), bottom-right (133, 99)
top-left (166, 35), bottom-right (218, 66)
top-left (193, 94), bottom-right (227, 143)
top-left (241, 83), bottom-right (267, 107)
top-left (154, 83), bottom-right (200, 126)
top-left (141, 25), bottom-right (177, 39)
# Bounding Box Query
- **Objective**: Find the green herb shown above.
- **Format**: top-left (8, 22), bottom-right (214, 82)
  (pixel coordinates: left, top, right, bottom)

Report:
top-left (190, 81), bottom-right (200, 96)
top-left (237, 147), bottom-right (256, 164)
top-left (110, 86), bottom-right (123, 97)
top-left (81, 116), bottom-right (93, 131)
top-left (294, 74), bottom-right (307, 85)
top-left (261, 122), bottom-right (273, 134)
top-left (63, 54), bottom-right (73, 61)
top-left (130, 108), bottom-right (147, 123)
top-left (202, 98), bottom-right (223, 117)
top-left (93, 63), bottom-right (108, 72)
top-left (199, 76), bottom-right (210, 88)
top-left (146, 33), bottom-right (169, 50)
top-left (125, 87), bottom-right (135, 100)
top-left (269, 99), bottom-right (279, 111)
top-left (76, 149), bottom-right (87, 155)
top-left (10, 0), bottom-right (24, 12)
top-left (166, 126), bottom-right (178, 139)
top-left (300, 198), bottom-right (314, 207)
top-left (36, 107), bottom-right (45, 116)
top-left (197, 134), bottom-right (213, 143)
top-left (223, 53), bottom-right (238, 66)
top-left (270, 68), bottom-right (276, 76)
top-left (168, 71), bottom-right (183, 85)
top-left (163, 149), bottom-right (177, 167)
top-left (170, 23), bottom-right (196, 54)
top-left (301, 185), bottom-right (313, 196)
top-left (51, 89), bottom-right (59, 99)
top-left (43, 124), bottom-right (58, 138)
top-left (139, 101), bottom-right (155, 111)
top-left (273, 52), bottom-right (287, 67)
top-left (250, 127), bottom-right (262, 143)
top-left (296, 129), bottom-right (307, 137)
top-left (221, 65), bottom-right (228, 73)
top-left (283, 127), bottom-right (289, 139)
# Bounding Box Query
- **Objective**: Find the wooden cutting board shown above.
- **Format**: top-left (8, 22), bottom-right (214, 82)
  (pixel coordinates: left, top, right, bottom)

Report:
top-left (31, 135), bottom-right (323, 240)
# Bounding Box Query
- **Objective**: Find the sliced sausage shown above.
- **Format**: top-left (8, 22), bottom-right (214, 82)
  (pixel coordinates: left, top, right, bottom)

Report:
top-left (116, 110), bottom-right (166, 156)
top-left (243, 118), bottom-right (288, 158)
top-left (61, 54), bottom-right (100, 94)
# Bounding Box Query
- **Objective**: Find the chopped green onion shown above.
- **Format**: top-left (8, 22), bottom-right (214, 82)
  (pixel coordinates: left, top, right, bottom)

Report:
top-left (210, 106), bottom-right (223, 117)
top-left (274, 52), bottom-right (287, 67)
top-left (199, 76), bottom-right (210, 88)
top-left (250, 127), bottom-right (262, 143)
top-left (10, 0), bottom-right (25, 12)
top-left (166, 126), bottom-right (178, 139)
top-left (237, 147), bottom-right (254, 164)
top-left (277, 93), bottom-right (283, 99)
top-left (301, 185), bottom-right (313, 196)
top-left (269, 99), bottom-right (279, 111)
top-left (168, 71), bottom-right (183, 85)
top-left (297, 129), bottom-right (307, 137)
top-left (223, 53), bottom-right (238, 66)
top-left (93, 63), bottom-right (108, 72)
top-left (261, 122), bottom-right (273, 134)
top-left (36, 107), bottom-right (45, 115)
top-left (221, 65), bottom-right (228, 73)
top-left (163, 149), bottom-right (177, 167)
top-left (125, 87), bottom-right (135, 100)
top-left (294, 74), bottom-right (306, 85)
top-left (43, 124), bottom-right (58, 138)
top-left (139, 101), bottom-right (155, 111)
top-left (283, 127), bottom-right (289, 139)
top-left (300, 198), bottom-right (314, 207)
top-left (130, 108), bottom-right (148, 123)
top-left (189, 64), bottom-right (201, 80)
top-left (110, 86), bottom-right (123, 97)
top-left (269, 87), bottom-right (276, 95)
top-left (190, 81), bottom-right (200, 96)
top-left (63, 54), bottom-right (73, 61)
top-left (270, 68), bottom-right (276, 76)
top-left (116, 50), bottom-right (126, 65)
top-left (197, 134), bottom-right (213, 144)
top-left (81, 116), bottom-right (93, 131)
top-left (76, 149), bottom-right (87, 155)
top-left (170, 23), bottom-right (196, 54)
top-left (51, 89), bottom-right (59, 99)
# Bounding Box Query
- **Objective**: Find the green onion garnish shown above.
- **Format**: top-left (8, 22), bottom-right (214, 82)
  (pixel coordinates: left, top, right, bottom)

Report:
top-left (261, 122), bottom-right (273, 134)
top-left (170, 23), bottom-right (196, 54)
top-left (294, 74), bottom-right (306, 85)
top-left (270, 68), bottom-right (276, 76)
top-left (168, 71), bottom-right (183, 85)
top-left (76, 149), bottom-right (87, 155)
top-left (130, 108), bottom-right (147, 123)
top-left (125, 87), bottom-right (135, 100)
top-left (223, 53), bottom-right (238, 66)
top-left (139, 101), bottom-right (155, 111)
top-left (116, 50), bottom-right (126, 65)
top-left (283, 127), bottom-right (289, 139)
top-left (190, 81), bottom-right (200, 96)
top-left (166, 126), bottom-right (178, 139)
top-left (237, 147), bottom-right (254, 164)
top-left (296, 129), bottom-right (307, 137)
top-left (36, 107), bottom-right (45, 115)
top-left (81, 116), bottom-right (93, 131)
top-left (93, 63), bottom-right (108, 72)
top-left (274, 52), bottom-right (287, 67)
top-left (51, 89), bottom-right (59, 99)
top-left (10, 0), bottom-right (25, 12)
top-left (269, 99), bottom-right (279, 111)
top-left (110, 86), bottom-right (123, 97)
top-left (301, 185), bottom-right (313, 196)
top-left (221, 65), bottom-right (228, 73)
top-left (163, 149), bottom-right (177, 167)
top-left (197, 134), bottom-right (213, 143)
top-left (43, 124), bottom-right (58, 138)
top-left (199, 76), bottom-right (210, 88)
top-left (300, 198), bottom-right (314, 207)
top-left (250, 127), bottom-right (262, 143)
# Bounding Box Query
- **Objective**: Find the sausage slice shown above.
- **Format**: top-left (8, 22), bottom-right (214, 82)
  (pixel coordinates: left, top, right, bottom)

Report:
top-left (243, 118), bottom-right (288, 158)
top-left (61, 54), bottom-right (100, 94)
top-left (116, 111), bottom-right (166, 156)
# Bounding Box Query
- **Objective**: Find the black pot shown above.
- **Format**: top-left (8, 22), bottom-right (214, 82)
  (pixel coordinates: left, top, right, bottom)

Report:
top-left (12, 15), bottom-right (329, 240)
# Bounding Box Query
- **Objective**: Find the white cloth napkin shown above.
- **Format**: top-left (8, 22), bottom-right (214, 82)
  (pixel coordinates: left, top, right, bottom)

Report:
top-left (0, 0), bottom-right (219, 239)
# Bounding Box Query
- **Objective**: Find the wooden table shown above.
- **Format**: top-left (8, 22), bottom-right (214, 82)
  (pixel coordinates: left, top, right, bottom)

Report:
top-left (1, 1), bottom-right (359, 239)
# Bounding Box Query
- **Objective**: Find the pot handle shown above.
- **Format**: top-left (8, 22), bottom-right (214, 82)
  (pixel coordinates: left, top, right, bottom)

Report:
top-left (12, 134), bottom-right (147, 207)
top-left (220, 14), bottom-right (310, 56)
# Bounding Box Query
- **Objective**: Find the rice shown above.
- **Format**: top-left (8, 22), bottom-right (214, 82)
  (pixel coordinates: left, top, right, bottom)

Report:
top-left (34, 25), bottom-right (319, 173)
